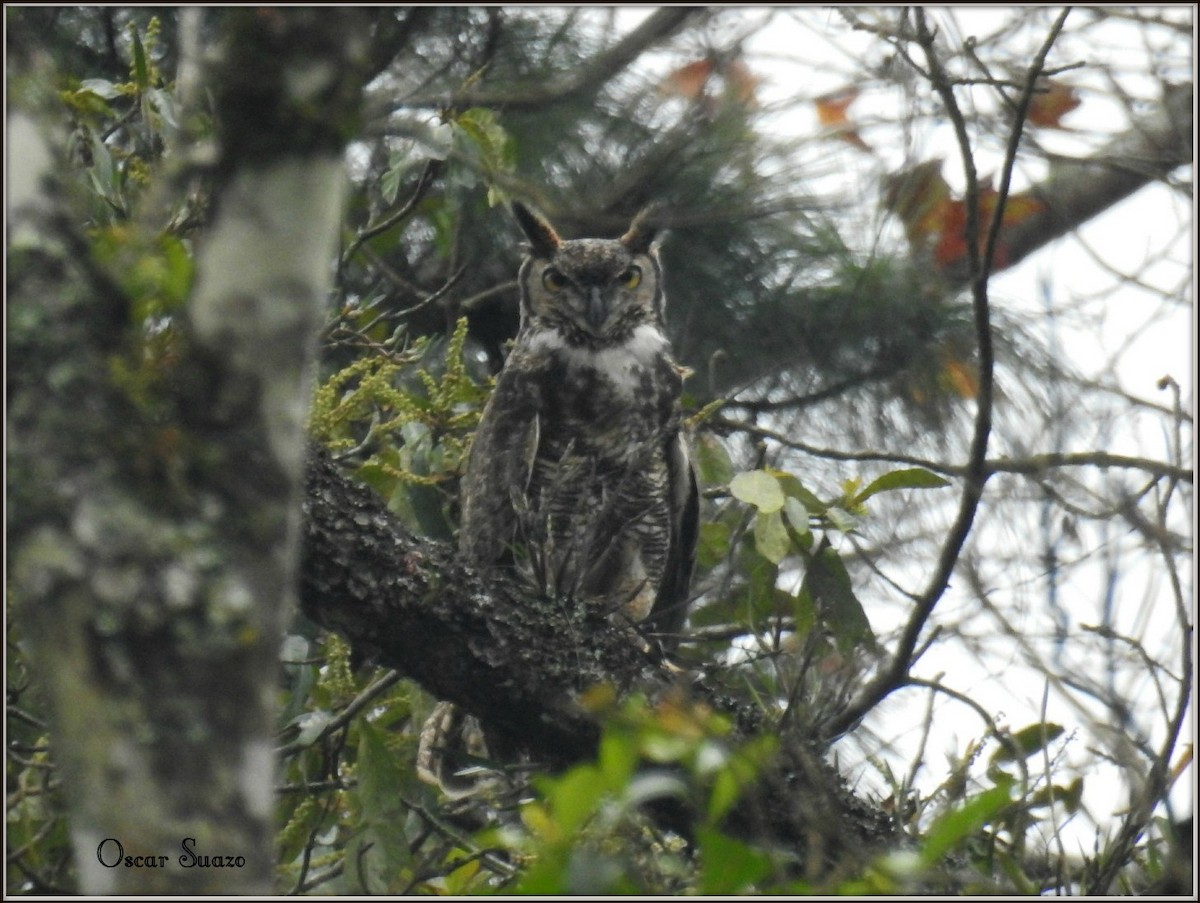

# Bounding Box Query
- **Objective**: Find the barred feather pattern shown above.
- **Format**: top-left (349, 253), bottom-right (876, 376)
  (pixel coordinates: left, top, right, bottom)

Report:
top-left (419, 203), bottom-right (698, 797)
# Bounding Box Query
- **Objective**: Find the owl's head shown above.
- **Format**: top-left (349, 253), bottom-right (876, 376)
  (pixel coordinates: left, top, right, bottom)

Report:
top-left (513, 202), bottom-right (665, 345)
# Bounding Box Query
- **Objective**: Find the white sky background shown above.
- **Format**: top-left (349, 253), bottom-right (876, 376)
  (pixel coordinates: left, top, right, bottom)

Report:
top-left (615, 5), bottom-right (1195, 859)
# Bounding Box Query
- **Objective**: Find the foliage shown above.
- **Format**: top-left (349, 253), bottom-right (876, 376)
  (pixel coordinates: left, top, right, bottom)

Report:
top-left (479, 690), bottom-right (780, 895)
top-left (7, 6), bottom-right (1191, 898)
top-left (309, 316), bottom-right (486, 538)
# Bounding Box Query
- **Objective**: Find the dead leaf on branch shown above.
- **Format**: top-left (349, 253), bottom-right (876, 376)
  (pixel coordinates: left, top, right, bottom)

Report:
top-left (661, 58), bottom-right (715, 100)
top-left (1026, 79), bottom-right (1081, 129)
top-left (883, 160), bottom-right (1046, 272)
top-left (659, 56), bottom-right (761, 108)
top-left (814, 85), bottom-right (872, 152)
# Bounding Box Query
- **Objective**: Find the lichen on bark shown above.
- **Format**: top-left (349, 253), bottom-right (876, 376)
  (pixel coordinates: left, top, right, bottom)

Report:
top-left (7, 9), bottom-right (369, 894)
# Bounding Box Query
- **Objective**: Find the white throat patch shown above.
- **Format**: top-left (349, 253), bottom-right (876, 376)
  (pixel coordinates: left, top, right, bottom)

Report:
top-left (529, 324), bottom-right (668, 396)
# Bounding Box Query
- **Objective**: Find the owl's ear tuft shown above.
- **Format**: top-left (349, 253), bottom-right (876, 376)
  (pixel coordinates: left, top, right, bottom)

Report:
top-left (513, 202), bottom-right (561, 257)
top-left (619, 203), bottom-right (664, 255)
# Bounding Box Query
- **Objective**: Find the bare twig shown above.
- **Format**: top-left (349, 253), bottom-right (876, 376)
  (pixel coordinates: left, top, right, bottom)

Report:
top-left (817, 9), bottom-right (1072, 742)
top-left (709, 416), bottom-right (1192, 484)
top-left (1084, 379), bottom-right (1193, 894)
top-left (340, 158), bottom-right (443, 274)
top-left (277, 669), bottom-right (403, 757)
top-left (390, 8), bottom-right (703, 110)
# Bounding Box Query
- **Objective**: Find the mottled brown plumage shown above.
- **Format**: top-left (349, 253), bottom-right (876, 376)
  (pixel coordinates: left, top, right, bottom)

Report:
top-left (418, 203), bottom-right (698, 796)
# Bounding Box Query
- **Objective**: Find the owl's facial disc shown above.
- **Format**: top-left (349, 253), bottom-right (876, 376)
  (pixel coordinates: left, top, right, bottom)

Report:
top-left (539, 262), bottom-right (616, 334)
top-left (530, 237), bottom-right (652, 341)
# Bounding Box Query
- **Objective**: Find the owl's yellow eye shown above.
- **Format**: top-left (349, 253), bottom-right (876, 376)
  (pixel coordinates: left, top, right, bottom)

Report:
top-left (620, 266), bottom-right (642, 289)
top-left (542, 268), bottom-right (568, 292)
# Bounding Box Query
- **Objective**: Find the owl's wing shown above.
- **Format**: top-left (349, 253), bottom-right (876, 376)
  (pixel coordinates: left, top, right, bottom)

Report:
top-left (645, 430), bottom-right (699, 645)
top-left (458, 354), bottom-right (542, 566)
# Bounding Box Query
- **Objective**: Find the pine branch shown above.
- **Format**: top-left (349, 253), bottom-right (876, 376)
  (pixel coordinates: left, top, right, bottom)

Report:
top-left (391, 8), bottom-right (705, 110)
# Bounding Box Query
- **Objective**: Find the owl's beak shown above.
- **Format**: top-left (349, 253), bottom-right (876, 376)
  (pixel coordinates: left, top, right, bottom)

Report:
top-left (585, 287), bottom-right (608, 331)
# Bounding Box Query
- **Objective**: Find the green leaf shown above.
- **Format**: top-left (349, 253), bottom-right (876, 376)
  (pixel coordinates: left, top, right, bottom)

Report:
top-left (791, 586), bottom-right (816, 637)
top-left (742, 542), bottom-right (779, 607)
top-left (454, 107), bottom-right (515, 174)
top-left (825, 505), bottom-right (857, 532)
top-left (778, 472), bottom-right (825, 513)
top-left (355, 720), bottom-right (414, 881)
top-left (548, 764), bottom-right (605, 836)
top-left (146, 87), bottom-right (177, 131)
top-left (79, 78), bottom-right (123, 100)
top-left (514, 847), bottom-right (571, 895)
top-left (804, 546), bottom-right (873, 652)
top-left (357, 720), bottom-right (411, 821)
top-left (379, 149), bottom-right (419, 207)
top-left (695, 433), bottom-right (734, 486)
top-left (697, 521), bottom-right (731, 569)
top-left (597, 726), bottom-right (638, 792)
top-left (380, 166), bottom-right (403, 207)
top-left (130, 25), bottom-right (149, 90)
top-left (1027, 776), bottom-right (1083, 812)
top-left (708, 769), bottom-right (741, 826)
top-left (854, 467), bottom-right (950, 504)
top-left (133, 234), bottom-right (193, 310)
top-left (730, 469), bottom-right (785, 513)
top-left (697, 826), bottom-right (772, 894)
top-left (921, 785), bottom-right (1013, 865)
top-left (90, 132), bottom-right (115, 189)
top-left (783, 496), bottom-right (811, 537)
top-left (993, 722), bottom-right (1066, 762)
top-left (753, 509), bottom-right (790, 564)
top-left (442, 857), bottom-right (483, 895)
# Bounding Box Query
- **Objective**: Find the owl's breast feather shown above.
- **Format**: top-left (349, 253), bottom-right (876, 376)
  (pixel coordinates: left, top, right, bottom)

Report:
top-left (526, 323), bottom-right (674, 401)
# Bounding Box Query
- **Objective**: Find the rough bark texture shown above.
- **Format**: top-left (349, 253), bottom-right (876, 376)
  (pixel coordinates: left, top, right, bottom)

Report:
top-left (10, 9), bottom-right (1187, 891)
top-left (299, 446), bottom-right (899, 873)
top-left (7, 10), bottom-right (367, 894)
top-left (300, 447), bottom-right (653, 766)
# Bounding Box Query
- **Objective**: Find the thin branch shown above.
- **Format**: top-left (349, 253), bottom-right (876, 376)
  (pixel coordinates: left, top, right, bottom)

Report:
top-left (981, 9), bottom-right (1073, 283)
top-left (277, 669), bottom-right (403, 757)
top-left (391, 265), bottom-right (467, 322)
top-left (723, 363), bottom-right (906, 413)
top-left (339, 158), bottom-right (443, 274)
top-left (400, 798), bottom-right (519, 881)
top-left (945, 79), bottom-right (1193, 287)
top-left (390, 8), bottom-right (703, 110)
top-left (709, 416), bottom-right (1192, 484)
top-left (818, 10), bottom-right (1071, 742)
top-left (1084, 389), bottom-right (1193, 894)
top-left (458, 279), bottom-right (518, 312)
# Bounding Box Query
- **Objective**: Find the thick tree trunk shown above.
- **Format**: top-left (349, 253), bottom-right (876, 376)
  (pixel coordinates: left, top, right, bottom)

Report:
top-left (7, 10), bottom-right (365, 894)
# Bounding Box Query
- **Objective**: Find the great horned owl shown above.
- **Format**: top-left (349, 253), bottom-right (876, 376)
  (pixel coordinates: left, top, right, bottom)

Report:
top-left (417, 203), bottom-right (698, 796)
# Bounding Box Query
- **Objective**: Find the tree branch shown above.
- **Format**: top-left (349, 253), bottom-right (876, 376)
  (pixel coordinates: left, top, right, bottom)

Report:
top-left (299, 446), bottom-right (649, 767)
top-left (389, 8), bottom-right (704, 111)
top-left (818, 10), bottom-right (1070, 741)
top-left (944, 80), bottom-right (1193, 287)
top-left (298, 445), bottom-right (899, 868)
top-left (710, 416), bottom-right (1192, 484)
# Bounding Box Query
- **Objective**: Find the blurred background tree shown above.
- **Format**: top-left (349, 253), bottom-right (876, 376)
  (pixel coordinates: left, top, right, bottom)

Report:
top-left (7, 6), bottom-right (1191, 895)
